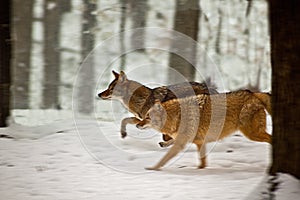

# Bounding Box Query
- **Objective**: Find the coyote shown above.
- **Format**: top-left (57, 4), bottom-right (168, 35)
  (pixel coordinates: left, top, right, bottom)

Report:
top-left (136, 90), bottom-right (272, 170)
top-left (98, 71), bottom-right (218, 143)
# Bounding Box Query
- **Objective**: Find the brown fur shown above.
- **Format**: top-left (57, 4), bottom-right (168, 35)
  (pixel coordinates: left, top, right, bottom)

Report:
top-left (98, 71), bottom-right (218, 143)
top-left (136, 90), bottom-right (272, 170)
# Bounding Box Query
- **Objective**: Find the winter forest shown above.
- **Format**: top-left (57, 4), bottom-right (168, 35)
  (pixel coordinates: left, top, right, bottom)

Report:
top-left (0, 0), bottom-right (299, 200)
top-left (11, 0), bottom-right (273, 113)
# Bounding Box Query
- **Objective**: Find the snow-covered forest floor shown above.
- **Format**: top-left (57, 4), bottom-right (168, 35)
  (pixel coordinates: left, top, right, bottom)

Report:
top-left (1, 110), bottom-right (298, 200)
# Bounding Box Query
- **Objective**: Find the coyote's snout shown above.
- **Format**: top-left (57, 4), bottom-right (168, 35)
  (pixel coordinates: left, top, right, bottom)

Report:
top-left (98, 90), bottom-right (111, 99)
top-left (137, 90), bottom-right (272, 170)
top-left (98, 70), bottom-right (218, 142)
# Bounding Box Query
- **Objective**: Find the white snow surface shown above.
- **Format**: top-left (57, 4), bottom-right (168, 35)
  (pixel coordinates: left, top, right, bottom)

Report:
top-left (3, 110), bottom-right (298, 200)
top-left (248, 173), bottom-right (300, 200)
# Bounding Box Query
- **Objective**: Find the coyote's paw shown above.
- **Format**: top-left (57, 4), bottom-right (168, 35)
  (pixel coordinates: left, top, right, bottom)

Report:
top-left (158, 140), bottom-right (174, 148)
top-left (121, 131), bottom-right (127, 138)
top-left (145, 166), bottom-right (161, 171)
top-left (158, 142), bottom-right (166, 147)
top-left (198, 164), bottom-right (206, 169)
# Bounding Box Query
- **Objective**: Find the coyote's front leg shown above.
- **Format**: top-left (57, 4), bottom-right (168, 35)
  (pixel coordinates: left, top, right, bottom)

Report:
top-left (120, 117), bottom-right (141, 138)
top-left (145, 133), bottom-right (192, 170)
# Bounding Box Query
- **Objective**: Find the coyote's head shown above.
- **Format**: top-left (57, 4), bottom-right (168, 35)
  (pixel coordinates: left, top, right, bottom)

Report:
top-left (98, 70), bottom-right (128, 100)
top-left (136, 100), bottom-right (167, 131)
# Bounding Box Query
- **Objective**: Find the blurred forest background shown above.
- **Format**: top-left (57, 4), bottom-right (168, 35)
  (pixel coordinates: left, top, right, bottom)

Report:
top-left (10, 0), bottom-right (270, 119)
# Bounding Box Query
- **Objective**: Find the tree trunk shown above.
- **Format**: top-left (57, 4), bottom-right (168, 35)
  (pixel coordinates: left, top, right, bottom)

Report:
top-left (119, 0), bottom-right (127, 70)
top-left (12, 0), bottom-right (33, 109)
top-left (42, 0), bottom-right (62, 109)
top-left (77, 0), bottom-right (97, 114)
top-left (269, 0), bottom-right (300, 179)
top-left (0, 0), bottom-right (11, 127)
top-left (215, 7), bottom-right (222, 56)
top-left (168, 0), bottom-right (200, 82)
top-left (130, 0), bottom-right (148, 51)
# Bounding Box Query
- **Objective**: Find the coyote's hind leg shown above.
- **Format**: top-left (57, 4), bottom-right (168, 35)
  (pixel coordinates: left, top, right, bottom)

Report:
top-left (239, 104), bottom-right (272, 144)
top-left (195, 142), bottom-right (207, 169)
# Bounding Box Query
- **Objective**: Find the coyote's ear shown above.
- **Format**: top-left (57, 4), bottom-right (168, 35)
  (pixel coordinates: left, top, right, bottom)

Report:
top-left (112, 70), bottom-right (119, 78)
top-left (119, 71), bottom-right (127, 82)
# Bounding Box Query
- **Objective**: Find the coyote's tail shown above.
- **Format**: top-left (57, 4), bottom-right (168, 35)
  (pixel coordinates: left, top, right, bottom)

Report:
top-left (254, 93), bottom-right (272, 116)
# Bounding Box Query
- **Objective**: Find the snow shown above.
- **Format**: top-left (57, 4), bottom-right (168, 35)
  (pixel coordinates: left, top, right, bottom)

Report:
top-left (274, 174), bottom-right (300, 199)
top-left (0, 110), bottom-right (288, 200)
top-left (46, 2), bottom-right (57, 10)
top-left (248, 174), bottom-right (300, 200)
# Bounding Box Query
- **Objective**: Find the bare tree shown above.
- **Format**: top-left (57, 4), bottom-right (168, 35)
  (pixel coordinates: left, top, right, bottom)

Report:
top-left (42, 0), bottom-right (63, 109)
top-left (119, 0), bottom-right (127, 70)
top-left (76, 0), bottom-right (97, 114)
top-left (81, 0), bottom-right (97, 61)
top-left (42, 0), bottom-right (70, 109)
top-left (168, 0), bottom-right (200, 82)
top-left (269, 0), bottom-right (300, 179)
top-left (130, 0), bottom-right (148, 51)
top-left (0, 0), bottom-right (11, 127)
top-left (215, 7), bottom-right (222, 57)
top-left (12, 0), bottom-right (34, 109)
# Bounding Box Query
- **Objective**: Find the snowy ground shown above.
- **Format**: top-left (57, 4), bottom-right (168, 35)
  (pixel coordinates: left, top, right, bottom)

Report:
top-left (2, 110), bottom-right (298, 200)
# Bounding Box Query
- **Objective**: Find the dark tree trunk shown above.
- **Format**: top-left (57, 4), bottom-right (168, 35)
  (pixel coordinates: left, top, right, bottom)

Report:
top-left (42, 0), bottom-right (62, 109)
top-left (168, 0), bottom-right (200, 82)
top-left (12, 0), bottom-right (33, 109)
top-left (130, 0), bottom-right (148, 51)
top-left (77, 0), bottom-right (97, 114)
top-left (269, 0), bottom-right (300, 179)
top-left (0, 0), bottom-right (11, 127)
